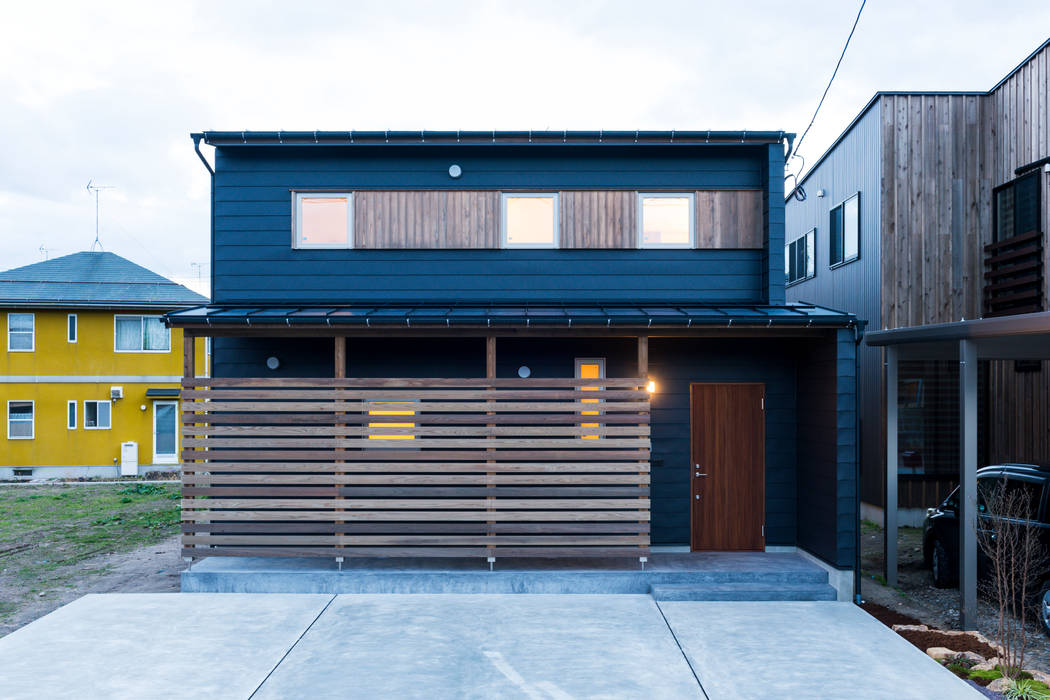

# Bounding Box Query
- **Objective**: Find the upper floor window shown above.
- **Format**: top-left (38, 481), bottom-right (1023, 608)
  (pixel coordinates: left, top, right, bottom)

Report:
top-left (7, 401), bottom-right (33, 439)
top-left (638, 193), bottom-right (694, 248)
top-left (502, 193), bottom-right (558, 248)
top-left (994, 172), bottom-right (1041, 242)
top-left (7, 313), bottom-right (34, 352)
top-left (785, 229), bottom-right (816, 285)
top-left (115, 315), bottom-right (170, 352)
top-left (294, 192), bottom-right (353, 248)
top-left (67, 314), bottom-right (77, 343)
top-left (829, 192), bottom-right (860, 267)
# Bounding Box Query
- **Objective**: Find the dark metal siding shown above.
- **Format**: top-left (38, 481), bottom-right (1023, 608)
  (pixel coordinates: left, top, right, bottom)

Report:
top-left (786, 104), bottom-right (882, 509)
top-left (210, 145), bottom-right (769, 305)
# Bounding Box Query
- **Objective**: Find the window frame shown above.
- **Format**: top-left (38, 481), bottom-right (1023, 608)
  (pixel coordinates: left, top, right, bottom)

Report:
top-left (637, 192), bottom-right (696, 249)
top-left (575, 357), bottom-right (606, 440)
top-left (829, 192), bottom-right (861, 268)
top-left (7, 312), bottom-right (34, 352)
top-left (84, 400), bottom-right (112, 430)
top-left (113, 314), bottom-right (171, 353)
top-left (992, 171), bottom-right (1041, 243)
top-left (292, 191), bottom-right (354, 249)
top-left (500, 192), bottom-right (559, 249)
top-left (67, 400), bottom-right (77, 430)
top-left (785, 228), bottom-right (816, 286)
top-left (7, 400), bottom-right (34, 440)
top-left (67, 313), bottom-right (77, 343)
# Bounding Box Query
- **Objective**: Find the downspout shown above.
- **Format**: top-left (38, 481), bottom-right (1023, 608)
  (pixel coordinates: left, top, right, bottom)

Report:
top-left (853, 319), bottom-right (868, 604)
top-left (191, 134), bottom-right (216, 303)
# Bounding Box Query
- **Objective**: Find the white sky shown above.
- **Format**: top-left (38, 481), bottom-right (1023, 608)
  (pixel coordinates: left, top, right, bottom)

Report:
top-left (1, 1), bottom-right (1047, 296)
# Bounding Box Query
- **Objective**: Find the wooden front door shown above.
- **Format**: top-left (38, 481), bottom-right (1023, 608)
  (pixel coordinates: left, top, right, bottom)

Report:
top-left (690, 383), bottom-right (765, 551)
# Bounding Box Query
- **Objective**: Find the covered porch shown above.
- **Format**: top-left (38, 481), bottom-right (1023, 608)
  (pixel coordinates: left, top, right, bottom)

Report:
top-left (168, 302), bottom-right (858, 592)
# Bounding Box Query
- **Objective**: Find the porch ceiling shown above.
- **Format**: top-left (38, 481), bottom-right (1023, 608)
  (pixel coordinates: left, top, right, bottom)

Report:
top-left (165, 302), bottom-right (856, 332)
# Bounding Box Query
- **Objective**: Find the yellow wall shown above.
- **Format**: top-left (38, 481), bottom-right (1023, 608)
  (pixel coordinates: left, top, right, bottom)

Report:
top-left (1, 309), bottom-right (206, 468)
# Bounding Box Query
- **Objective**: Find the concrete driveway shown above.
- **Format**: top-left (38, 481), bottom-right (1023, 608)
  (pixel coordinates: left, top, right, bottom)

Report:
top-left (0, 594), bottom-right (978, 699)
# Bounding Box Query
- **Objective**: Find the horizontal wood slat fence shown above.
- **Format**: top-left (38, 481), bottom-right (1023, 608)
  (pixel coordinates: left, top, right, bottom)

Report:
top-left (181, 378), bottom-right (651, 561)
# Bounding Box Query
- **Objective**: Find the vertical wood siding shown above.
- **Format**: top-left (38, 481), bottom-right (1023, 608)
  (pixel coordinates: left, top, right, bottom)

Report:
top-left (559, 191), bottom-right (636, 248)
top-left (695, 190), bottom-right (764, 249)
top-left (355, 191), bottom-right (500, 248)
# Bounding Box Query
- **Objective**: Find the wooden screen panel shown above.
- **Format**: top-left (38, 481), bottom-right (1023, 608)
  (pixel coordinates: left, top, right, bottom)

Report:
top-left (180, 378), bottom-right (650, 560)
top-left (354, 191), bottom-right (499, 248)
top-left (559, 191), bottom-right (636, 248)
top-left (695, 190), bottom-right (764, 249)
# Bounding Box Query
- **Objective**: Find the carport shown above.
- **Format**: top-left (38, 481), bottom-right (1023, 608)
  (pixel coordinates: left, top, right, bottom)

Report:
top-left (866, 311), bottom-right (1050, 629)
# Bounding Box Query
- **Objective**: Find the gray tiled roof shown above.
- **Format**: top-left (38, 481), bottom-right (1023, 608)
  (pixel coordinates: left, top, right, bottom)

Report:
top-left (0, 252), bottom-right (209, 308)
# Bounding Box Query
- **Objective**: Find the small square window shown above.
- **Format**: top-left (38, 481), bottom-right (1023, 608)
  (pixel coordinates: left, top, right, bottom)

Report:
top-left (7, 401), bottom-right (34, 439)
top-left (294, 193), bottom-right (353, 248)
top-left (67, 314), bottom-right (77, 343)
top-left (85, 400), bottom-right (112, 430)
top-left (502, 193), bottom-right (558, 247)
top-left (7, 313), bottom-right (34, 351)
top-left (639, 194), bottom-right (694, 248)
top-left (67, 400), bottom-right (77, 429)
top-left (829, 193), bottom-right (860, 267)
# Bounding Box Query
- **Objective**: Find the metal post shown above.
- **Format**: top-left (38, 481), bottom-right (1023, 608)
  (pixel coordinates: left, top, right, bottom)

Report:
top-left (959, 339), bottom-right (978, 630)
top-left (885, 346), bottom-right (898, 588)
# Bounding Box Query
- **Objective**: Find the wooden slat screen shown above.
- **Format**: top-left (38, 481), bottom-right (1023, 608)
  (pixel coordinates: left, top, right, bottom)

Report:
top-left (180, 378), bottom-right (651, 560)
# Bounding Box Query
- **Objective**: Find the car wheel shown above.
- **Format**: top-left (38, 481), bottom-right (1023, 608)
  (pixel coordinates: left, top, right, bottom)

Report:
top-left (931, 539), bottom-right (955, 588)
top-left (1038, 581), bottom-right (1050, 639)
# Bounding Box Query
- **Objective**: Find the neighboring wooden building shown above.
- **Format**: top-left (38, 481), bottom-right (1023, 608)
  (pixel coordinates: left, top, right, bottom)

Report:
top-left (1, 252), bottom-right (208, 478)
top-left (169, 128), bottom-right (859, 587)
top-left (786, 39), bottom-right (1050, 522)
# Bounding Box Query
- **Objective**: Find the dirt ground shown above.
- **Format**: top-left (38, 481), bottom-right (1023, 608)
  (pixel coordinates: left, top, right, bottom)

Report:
top-left (860, 521), bottom-right (1050, 672)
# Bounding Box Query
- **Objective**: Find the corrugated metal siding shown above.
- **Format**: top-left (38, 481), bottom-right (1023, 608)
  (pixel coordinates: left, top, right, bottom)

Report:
top-left (211, 145), bottom-right (769, 305)
top-left (786, 104), bottom-right (882, 508)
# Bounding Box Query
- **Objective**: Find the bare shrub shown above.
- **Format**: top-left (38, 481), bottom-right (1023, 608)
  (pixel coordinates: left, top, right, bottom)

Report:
top-left (975, 477), bottom-right (1048, 678)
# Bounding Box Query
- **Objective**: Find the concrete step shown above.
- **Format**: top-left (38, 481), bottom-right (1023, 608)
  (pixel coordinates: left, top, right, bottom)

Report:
top-left (649, 582), bottom-right (838, 602)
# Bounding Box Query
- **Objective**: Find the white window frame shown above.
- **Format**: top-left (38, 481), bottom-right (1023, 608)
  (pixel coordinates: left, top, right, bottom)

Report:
top-left (293, 192), bottom-right (354, 249)
top-left (67, 314), bottom-right (77, 343)
top-left (84, 400), bottom-right (112, 430)
top-left (7, 400), bottom-right (34, 440)
top-left (114, 315), bottom-right (171, 353)
top-left (785, 229), bottom-right (816, 285)
top-left (637, 193), bottom-right (696, 249)
top-left (501, 192), bottom-right (559, 248)
top-left (67, 400), bottom-right (77, 430)
top-left (152, 400), bottom-right (179, 464)
top-left (7, 313), bottom-right (34, 352)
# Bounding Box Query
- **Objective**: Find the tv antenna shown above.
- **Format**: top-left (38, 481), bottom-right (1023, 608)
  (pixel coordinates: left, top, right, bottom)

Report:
top-left (86, 180), bottom-right (115, 251)
top-left (39, 245), bottom-right (51, 260)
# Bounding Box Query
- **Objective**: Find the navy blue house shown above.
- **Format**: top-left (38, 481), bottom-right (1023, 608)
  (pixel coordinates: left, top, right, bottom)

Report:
top-left (169, 130), bottom-right (858, 588)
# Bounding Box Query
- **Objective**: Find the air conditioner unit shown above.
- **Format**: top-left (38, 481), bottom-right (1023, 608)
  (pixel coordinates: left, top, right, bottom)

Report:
top-left (110, 386), bottom-right (124, 400)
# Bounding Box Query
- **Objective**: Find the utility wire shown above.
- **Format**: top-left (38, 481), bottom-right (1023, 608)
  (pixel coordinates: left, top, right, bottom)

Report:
top-left (787, 0), bottom-right (866, 200)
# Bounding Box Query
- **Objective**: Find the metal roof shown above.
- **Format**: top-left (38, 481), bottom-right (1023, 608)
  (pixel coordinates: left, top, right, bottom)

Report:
top-left (864, 311), bottom-right (1050, 360)
top-left (166, 302), bottom-right (855, 329)
top-left (0, 252), bottom-right (209, 309)
top-left (196, 130), bottom-right (793, 148)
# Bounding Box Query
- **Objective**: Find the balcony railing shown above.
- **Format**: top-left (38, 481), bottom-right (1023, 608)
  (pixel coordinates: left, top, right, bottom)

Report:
top-left (983, 230), bottom-right (1044, 317)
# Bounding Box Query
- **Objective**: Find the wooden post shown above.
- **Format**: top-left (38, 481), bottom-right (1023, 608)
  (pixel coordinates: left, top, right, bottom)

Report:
top-left (182, 332), bottom-right (196, 561)
top-left (334, 337), bottom-right (346, 566)
top-left (637, 335), bottom-right (649, 565)
top-left (486, 336), bottom-right (496, 566)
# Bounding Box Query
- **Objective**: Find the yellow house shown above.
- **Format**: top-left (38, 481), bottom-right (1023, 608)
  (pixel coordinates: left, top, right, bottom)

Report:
top-left (1, 252), bottom-right (208, 478)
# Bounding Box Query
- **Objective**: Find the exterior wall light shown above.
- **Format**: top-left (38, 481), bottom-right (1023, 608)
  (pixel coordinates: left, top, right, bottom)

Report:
top-left (646, 380), bottom-right (657, 393)
top-left (266, 356), bottom-right (281, 370)
top-left (518, 365), bottom-right (531, 378)
top-left (448, 164), bottom-right (462, 178)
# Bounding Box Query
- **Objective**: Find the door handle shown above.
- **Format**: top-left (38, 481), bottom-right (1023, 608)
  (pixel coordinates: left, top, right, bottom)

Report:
top-left (695, 472), bottom-right (707, 477)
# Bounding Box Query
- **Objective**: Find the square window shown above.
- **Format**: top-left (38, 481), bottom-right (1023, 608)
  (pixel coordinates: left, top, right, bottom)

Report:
top-left (115, 315), bottom-right (170, 352)
top-left (639, 194), bottom-right (694, 247)
top-left (68, 314), bottom-right (77, 343)
top-left (295, 193), bottom-right (352, 248)
top-left (502, 194), bottom-right (558, 247)
top-left (7, 401), bottom-right (33, 439)
top-left (7, 313), bottom-right (34, 351)
top-left (829, 193), bottom-right (860, 267)
top-left (85, 400), bottom-right (112, 430)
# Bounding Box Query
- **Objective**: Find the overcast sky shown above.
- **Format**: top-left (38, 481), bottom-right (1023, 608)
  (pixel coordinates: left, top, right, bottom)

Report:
top-left (1, 1), bottom-right (1047, 295)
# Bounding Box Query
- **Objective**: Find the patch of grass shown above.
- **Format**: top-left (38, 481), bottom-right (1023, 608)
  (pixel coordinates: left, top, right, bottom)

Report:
top-left (861, 519), bottom-right (882, 534)
top-left (967, 668), bottom-right (1004, 682)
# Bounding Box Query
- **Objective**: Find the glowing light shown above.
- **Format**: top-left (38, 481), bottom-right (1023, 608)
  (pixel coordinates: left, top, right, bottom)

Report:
top-left (646, 380), bottom-right (657, 393)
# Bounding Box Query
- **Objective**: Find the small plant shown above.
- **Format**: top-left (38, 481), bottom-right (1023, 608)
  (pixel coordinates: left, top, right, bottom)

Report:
top-left (119, 484), bottom-right (167, 497)
top-left (1004, 678), bottom-right (1050, 700)
top-left (947, 653), bottom-right (978, 670)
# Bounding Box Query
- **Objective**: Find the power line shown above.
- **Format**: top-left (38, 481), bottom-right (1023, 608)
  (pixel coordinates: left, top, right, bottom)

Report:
top-left (787, 0), bottom-right (867, 200)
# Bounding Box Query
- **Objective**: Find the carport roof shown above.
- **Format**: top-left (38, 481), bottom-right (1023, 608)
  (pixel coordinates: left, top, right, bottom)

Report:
top-left (165, 302), bottom-right (856, 330)
top-left (864, 311), bottom-right (1050, 360)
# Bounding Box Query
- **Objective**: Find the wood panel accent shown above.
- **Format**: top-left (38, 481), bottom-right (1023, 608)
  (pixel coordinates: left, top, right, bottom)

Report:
top-left (180, 378), bottom-right (650, 560)
top-left (559, 191), bottom-right (636, 248)
top-left (695, 190), bottom-right (764, 249)
top-left (689, 383), bottom-right (765, 551)
top-left (354, 191), bottom-right (499, 248)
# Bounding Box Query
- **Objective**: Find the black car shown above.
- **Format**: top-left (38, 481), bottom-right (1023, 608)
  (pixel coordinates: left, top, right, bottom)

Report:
top-left (922, 463), bottom-right (1050, 636)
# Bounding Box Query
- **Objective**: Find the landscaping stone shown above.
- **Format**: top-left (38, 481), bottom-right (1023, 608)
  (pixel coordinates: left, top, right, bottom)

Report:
top-left (987, 677), bottom-right (1011, 693)
top-left (951, 651), bottom-right (987, 665)
top-left (892, 624), bottom-right (930, 632)
top-left (1027, 669), bottom-right (1050, 685)
top-left (927, 647), bottom-right (956, 661)
top-left (972, 657), bottom-right (1001, 671)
